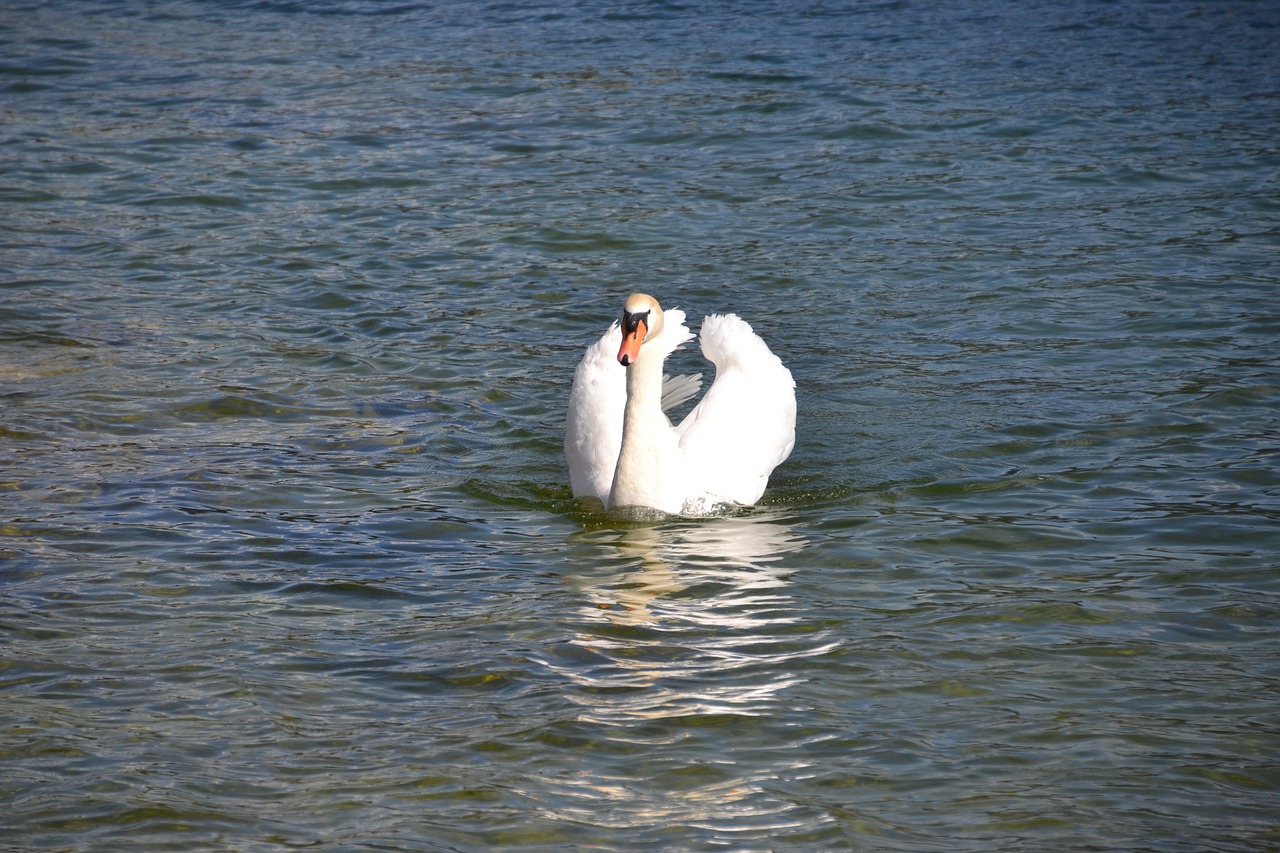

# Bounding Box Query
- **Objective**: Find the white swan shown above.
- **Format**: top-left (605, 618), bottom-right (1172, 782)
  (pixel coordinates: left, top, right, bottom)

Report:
top-left (565, 293), bottom-right (796, 515)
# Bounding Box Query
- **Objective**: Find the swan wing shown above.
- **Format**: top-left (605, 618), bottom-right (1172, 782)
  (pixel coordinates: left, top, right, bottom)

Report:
top-left (661, 372), bottom-right (703, 411)
top-left (565, 320), bottom-right (625, 503)
top-left (675, 313), bottom-right (795, 508)
top-left (565, 309), bottom-right (694, 505)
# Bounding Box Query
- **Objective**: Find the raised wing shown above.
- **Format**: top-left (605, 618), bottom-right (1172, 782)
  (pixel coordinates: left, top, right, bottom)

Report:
top-left (565, 321), bottom-right (626, 503)
top-left (675, 313), bottom-right (795, 507)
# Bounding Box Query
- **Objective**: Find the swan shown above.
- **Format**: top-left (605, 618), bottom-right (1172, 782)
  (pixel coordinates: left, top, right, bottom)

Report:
top-left (565, 293), bottom-right (796, 515)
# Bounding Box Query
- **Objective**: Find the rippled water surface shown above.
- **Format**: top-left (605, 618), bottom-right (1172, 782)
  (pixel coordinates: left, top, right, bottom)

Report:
top-left (3, 0), bottom-right (1279, 850)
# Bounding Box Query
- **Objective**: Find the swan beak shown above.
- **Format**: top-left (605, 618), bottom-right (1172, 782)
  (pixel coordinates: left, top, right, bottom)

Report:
top-left (617, 317), bottom-right (647, 366)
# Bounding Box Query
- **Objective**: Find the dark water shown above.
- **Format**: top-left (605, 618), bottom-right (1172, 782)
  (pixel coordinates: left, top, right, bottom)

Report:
top-left (3, 0), bottom-right (1279, 850)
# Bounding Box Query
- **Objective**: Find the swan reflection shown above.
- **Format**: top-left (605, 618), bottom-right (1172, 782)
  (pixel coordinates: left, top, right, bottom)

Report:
top-left (556, 514), bottom-right (832, 722)
top-left (528, 515), bottom-right (838, 837)
top-left (576, 515), bottom-right (799, 628)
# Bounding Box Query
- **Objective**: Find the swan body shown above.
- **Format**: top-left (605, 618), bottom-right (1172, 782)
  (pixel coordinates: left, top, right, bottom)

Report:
top-left (565, 293), bottom-right (795, 515)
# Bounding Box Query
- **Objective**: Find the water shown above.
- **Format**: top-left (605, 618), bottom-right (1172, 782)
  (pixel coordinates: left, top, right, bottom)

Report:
top-left (3, 0), bottom-right (1279, 850)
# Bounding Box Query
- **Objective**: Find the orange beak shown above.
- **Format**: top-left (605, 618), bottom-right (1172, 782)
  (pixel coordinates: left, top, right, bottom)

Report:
top-left (617, 317), bottom-right (647, 366)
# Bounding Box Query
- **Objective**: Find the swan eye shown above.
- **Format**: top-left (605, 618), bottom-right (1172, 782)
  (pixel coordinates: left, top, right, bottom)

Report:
top-left (621, 309), bottom-right (650, 337)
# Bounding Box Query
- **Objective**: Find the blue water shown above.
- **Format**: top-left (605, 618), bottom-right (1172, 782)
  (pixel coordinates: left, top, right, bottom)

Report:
top-left (3, 1), bottom-right (1279, 850)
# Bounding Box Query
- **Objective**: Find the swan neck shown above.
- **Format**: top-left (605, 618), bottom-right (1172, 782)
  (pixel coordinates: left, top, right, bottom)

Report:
top-left (609, 345), bottom-right (665, 510)
top-left (624, 343), bottom-right (663, 404)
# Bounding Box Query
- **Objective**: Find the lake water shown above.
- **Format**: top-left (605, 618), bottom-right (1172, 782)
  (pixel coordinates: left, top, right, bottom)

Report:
top-left (3, 0), bottom-right (1279, 850)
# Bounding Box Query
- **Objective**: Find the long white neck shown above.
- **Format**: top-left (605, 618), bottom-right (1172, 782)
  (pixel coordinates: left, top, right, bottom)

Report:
top-left (608, 342), bottom-right (666, 510)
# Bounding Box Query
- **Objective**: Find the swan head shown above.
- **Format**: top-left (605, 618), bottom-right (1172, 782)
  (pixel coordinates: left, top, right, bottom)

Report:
top-left (617, 293), bottom-right (664, 367)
